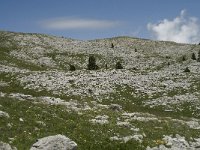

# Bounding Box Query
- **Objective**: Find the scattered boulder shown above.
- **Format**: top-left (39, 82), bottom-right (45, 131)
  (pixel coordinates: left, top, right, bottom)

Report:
top-left (0, 142), bottom-right (17, 150)
top-left (0, 111), bottom-right (10, 118)
top-left (117, 121), bottom-right (131, 128)
top-left (146, 134), bottom-right (200, 150)
top-left (90, 115), bottom-right (109, 125)
top-left (110, 134), bottom-right (143, 143)
top-left (30, 134), bottom-right (77, 150)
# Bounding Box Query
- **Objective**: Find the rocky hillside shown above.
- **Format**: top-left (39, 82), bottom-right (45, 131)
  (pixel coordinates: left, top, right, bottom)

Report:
top-left (0, 31), bottom-right (200, 149)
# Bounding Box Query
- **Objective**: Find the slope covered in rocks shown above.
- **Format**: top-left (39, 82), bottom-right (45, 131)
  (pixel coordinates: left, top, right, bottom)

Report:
top-left (0, 31), bottom-right (200, 149)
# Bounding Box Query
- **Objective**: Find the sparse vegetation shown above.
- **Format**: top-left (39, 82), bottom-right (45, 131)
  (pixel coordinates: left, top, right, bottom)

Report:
top-left (0, 31), bottom-right (200, 150)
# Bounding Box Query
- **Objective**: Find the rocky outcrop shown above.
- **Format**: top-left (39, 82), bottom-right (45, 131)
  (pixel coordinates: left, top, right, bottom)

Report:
top-left (0, 142), bottom-right (17, 150)
top-left (30, 135), bottom-right (77, 150)
top-left (146, 134), bottom-right (200, 150)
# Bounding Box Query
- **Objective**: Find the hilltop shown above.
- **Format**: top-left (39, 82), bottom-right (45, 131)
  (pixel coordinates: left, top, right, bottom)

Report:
top-left (0, 31), bottom-right (200, 149)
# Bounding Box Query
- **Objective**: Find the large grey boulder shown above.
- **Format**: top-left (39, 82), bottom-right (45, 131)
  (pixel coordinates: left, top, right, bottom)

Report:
top-left (0, 142), bottom-right (17, 150)
top-left (30, 134), bottom-right (77, 150)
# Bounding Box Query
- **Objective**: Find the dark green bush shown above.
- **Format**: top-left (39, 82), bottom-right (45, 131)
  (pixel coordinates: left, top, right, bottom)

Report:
top-left (115, 61), bottom-right (123, 69)
top-left (87, 55), bottom-right (99, 70)
top-left (69, 64), bottom-right (76, 71)
top-left (198, 50), bottom-right (200, 62)
top-left (184, 67), bottom-right (190, 72)
top-left (191, 53), bottom-right (196, 60)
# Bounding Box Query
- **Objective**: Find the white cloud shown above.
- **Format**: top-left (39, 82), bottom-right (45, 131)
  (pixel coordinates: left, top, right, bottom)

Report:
top-left (147, 10), bottom-right (200, 44)
top-left (40, 17), bottom-right (120, 30)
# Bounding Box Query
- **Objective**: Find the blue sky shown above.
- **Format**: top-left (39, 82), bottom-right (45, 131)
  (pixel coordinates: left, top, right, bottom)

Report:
top-left (1, 0), bottom-right (200, 43)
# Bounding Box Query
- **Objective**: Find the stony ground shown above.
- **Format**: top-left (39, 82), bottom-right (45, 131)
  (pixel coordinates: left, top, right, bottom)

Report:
top-left (0, 31), bottom-right (200, 149)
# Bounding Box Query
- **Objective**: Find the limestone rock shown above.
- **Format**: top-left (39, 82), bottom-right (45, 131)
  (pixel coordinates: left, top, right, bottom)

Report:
top-left (30, 134), bottom-right (77, 150)
top-left (146, 134), bottom-right (200, 150)
top-left (90, 115), bottom-right (109, 125)
top-left (0, 111), bottom-right (10, 118)
top-left (0, 142), bottom-right (17, 150)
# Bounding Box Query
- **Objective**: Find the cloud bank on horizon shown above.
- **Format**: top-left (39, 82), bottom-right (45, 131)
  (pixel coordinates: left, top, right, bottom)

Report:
top-left (39, 10), bottom-right (200, 43)
top-left (147, 10), bottom-right (200, 44)
top-left (40, 18), bottom-right (120, 30)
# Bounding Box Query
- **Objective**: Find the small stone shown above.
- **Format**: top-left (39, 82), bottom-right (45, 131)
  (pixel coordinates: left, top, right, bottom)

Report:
top-left (7, 123), bottom-right (12, 128)
top-left (35, 121), bottom-right (46, 127)
top-left (19, 118), bottom-right (24, 122)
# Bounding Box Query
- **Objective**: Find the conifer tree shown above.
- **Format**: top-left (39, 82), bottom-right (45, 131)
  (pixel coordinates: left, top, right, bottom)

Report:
top-left (115, 61), bottom-right (123, 69)
top-left (198, 50), bottom-right (200, 62)
top-left (111, 43), bottom-right (114, 48)
top-left (135, 48), bottom-right (137, 52)
top-left (87, 55), bottom-right (99, 70)
top-left (184, 67), bottom-right (190, 72)
top-left (192, 53), bottom-right (196, 60)
top-left (182, 55), bottom-right (186, 61)
top-left (69, 64), bottom-right (76, 71)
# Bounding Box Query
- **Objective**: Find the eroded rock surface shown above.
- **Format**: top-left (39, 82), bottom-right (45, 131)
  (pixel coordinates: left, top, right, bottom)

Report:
top-left (30, 135), bottom-right (77, 150)
top-left (0, 142), bottom-right (17, 150)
